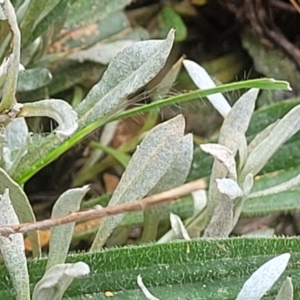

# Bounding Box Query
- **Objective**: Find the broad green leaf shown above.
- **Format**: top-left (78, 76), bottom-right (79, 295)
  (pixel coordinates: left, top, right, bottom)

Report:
top-left (141, 133), bottom-right (193, 242)
top-left (17, 68), bottom-right (52, 92)
top-left (158, 6), bottom-right (187, 42)
top-left (1, 238), bottom-right (300, 299)
top-left (236, 253), bottom-right (290, 300)
top-left (240, 166), bottom-right (300, 216)
top-left (0, 189), bottom-right (30, 300)
top-left (32, 262), bottom-right (90, 300)
top-left (91, 115), bottom-right (185, 250)
top-left (47, 186), bottom-right (89, 271)
top-left (241, 104), bottom-right (300, 180)
top-left (65, 0), bottom-right (132, 28)
top-left (0, 168), bottom-right (40, 256)
top-left (249, 173), bottom-right (300, 199)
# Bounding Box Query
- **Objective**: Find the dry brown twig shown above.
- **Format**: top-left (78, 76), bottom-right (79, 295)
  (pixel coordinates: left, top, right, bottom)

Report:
top-left (0, 179), bottom-right (206, 236)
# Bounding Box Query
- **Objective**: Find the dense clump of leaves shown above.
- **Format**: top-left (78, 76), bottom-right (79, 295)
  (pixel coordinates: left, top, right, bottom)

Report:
top-left (0, 0), bottom-right (299, 299)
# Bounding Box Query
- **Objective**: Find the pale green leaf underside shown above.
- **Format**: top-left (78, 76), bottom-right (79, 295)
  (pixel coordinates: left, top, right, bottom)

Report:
top-left (0, 168), bottom-right (40, 256)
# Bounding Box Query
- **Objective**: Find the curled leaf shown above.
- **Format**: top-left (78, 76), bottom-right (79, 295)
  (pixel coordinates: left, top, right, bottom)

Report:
top-left (32, 262), bottom-right (90, 300)
top-left (18, 99), bottom-right (78, 140)
top-left (216, 178), bottom-right (243, 200)
top-left (170, 213), bottom-right (191, 240)
top-left (200, 143), bottom-right (236, 180)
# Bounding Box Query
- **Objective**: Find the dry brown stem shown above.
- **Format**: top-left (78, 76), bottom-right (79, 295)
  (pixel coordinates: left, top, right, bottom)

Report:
top-left (0, 179), bottom-right (206, 236)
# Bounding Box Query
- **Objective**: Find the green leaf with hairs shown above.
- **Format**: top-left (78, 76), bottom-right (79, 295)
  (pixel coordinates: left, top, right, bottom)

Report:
top-left (0, 238), bottom-right (300, 299)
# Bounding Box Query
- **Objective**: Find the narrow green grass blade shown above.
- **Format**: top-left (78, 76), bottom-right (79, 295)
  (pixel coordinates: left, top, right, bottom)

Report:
top-left (112, 78), bottom-right (290, 121)
top-left (14, 78), bottom-right (290, 185)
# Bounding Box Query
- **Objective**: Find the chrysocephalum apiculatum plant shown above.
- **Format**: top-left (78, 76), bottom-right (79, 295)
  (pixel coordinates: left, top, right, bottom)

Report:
top-left (0, 0), bottom-right (299, 299)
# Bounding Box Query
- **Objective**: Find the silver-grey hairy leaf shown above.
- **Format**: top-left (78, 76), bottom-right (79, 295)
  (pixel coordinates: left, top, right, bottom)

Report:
top-left (17, 68), bottom-right (52, 92)
top-left (242, 173), bottom-right (254, 197)
top-left (91, 115), bottom-right (185, 250)
top-left (76, 30), bottom-right (175, 129)
top-left (141, 133), bottom-right (193, 241)
top-left (0, 189), bottom-right (30, 300)
top-left (206, 88), bottom-right (259, 226)
top-left (247, 121), bottom-right (278, 155)
top-left (203, 193), bottom-right (234, 238)
top-left (219, 88), bottom-right (259, 155)
top-left (236, 253), bottom-right (290, 300)
top-left (183, 59), bottom-right (231, 117)
top-left (3, 117), bottom-right (28, 171)
top-left (47, 185), bottom-right (90, 270)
